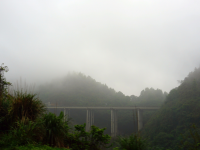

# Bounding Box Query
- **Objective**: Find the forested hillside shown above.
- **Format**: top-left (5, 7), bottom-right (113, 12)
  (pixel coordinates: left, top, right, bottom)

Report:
top-left (37, 72), bottom-right (166, 107)
top-left (131, 87), bottom-right (167, 107)
top-left (37, 73), bottom-right (130, 107)
top-left (36, 72), bottom-right (167, 135)
top-left (142, 67), bottom-right (200, 149)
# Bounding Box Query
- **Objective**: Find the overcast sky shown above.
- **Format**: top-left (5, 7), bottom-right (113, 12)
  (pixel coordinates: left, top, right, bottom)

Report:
top-left (1, 0), bottom-right (200, 96)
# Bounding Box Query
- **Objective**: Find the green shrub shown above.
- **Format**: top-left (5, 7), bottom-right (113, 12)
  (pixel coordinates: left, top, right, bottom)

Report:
top-left (115, 133), bottom-right (147, 150)
top-left (0, 90), bottom-right (46, 135)
top-left (42, 111), bottom-right (69, 148)
top-left (9, 91), bottom-right (46, 124)
top-left (0, 119), bottom-right (45, 147)
top-left (67, 123), bottom-right (111, 150)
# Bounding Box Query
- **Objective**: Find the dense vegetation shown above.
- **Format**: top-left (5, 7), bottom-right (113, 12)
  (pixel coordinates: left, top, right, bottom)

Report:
top-left (2, 63), bottom-right (200, 149)
top-left (142, 67), bottom-right (200, 149)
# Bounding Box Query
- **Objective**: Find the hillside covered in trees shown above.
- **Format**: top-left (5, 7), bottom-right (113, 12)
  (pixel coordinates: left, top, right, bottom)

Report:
top-left (142, 67), bottom-right (200, 149)
top-left (37, 72), bottom-right (167, 107)
top-left (37, 73), bottom-right (130, 107)
top-left (36, 72), bottom-right (167, 135)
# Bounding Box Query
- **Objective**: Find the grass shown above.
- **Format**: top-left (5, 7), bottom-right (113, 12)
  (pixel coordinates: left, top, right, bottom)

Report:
top-left (1, 144), bottom-right (70, 150)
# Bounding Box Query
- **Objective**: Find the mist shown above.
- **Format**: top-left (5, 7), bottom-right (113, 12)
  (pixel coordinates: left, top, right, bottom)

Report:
top-left (1, 0), bottom-right (200, 96)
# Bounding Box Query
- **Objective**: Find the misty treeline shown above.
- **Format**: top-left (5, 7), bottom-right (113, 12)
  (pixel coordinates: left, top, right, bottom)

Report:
top-left (37, 72), bottom-right (167, 107)
top-left (142, 67), bottom-right (200, 149)
top-left (36, 72), bottom-right (167, 134)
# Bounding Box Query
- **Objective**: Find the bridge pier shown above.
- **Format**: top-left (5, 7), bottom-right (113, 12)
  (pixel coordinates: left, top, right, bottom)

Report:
top-left (86, 109), bottom-right (94, 131)
top-left (137, 109), bottom-right (143, 132)
top-left (47, 106), bottom-right (159, 135)
top-left (64, 108), bottom-right (70, 122)
top-left (111, 109), bottom-right (118, 137)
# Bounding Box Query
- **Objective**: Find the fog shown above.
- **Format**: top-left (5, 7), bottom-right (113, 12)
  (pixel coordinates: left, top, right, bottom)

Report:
top-left (1, 0), bottom-right (200, 96)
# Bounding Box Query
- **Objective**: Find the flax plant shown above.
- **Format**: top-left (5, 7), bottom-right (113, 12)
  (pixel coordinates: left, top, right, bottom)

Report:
top-left (8, 90), bottom-right (46, 125)
top-left (0, 91), bottom-right (47, 147)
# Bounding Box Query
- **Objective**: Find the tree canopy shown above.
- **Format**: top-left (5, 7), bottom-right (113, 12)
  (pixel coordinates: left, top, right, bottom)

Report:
top-left (142, 67), bottom-right (200, 149)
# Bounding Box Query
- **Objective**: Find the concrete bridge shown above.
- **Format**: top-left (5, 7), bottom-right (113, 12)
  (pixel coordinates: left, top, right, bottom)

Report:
top-left (47, 106), bottom-right (159, 137)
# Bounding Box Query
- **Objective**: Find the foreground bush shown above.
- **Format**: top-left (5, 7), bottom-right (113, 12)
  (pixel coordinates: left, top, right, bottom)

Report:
top-left (0, 91), bottom-right (46, 133)
top-left (0, 118), bottom-right (45, 147)
top-left (42, 111), bottom-right (69, 148)
top-left (0, 91), bottom-right (47, 148)
top-left (9, 91), bottom-right (46, 124)
top-left (115, 133), bottom-right (147, 150)
top-left (67, 123), bottom-right (111, 150)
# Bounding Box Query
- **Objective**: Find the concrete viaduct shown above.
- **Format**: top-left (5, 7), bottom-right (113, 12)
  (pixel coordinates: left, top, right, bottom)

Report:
top-left (47, 107), bottom-right (159, 137)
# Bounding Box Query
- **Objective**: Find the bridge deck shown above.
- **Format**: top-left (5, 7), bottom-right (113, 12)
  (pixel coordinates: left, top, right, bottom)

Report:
top-left (46, 107), bottom-right (159, 110)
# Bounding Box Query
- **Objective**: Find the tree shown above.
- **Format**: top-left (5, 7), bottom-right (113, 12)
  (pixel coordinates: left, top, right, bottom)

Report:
top-left (0, 63), bottom-right (11, 97)
top-left (0, 64), bottom-right (12, 133)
